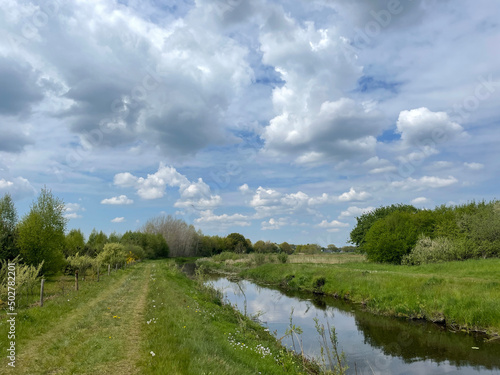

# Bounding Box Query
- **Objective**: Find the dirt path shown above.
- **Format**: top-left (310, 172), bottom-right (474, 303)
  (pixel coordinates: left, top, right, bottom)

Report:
top-left (10, 263), bottom-right (151, 375)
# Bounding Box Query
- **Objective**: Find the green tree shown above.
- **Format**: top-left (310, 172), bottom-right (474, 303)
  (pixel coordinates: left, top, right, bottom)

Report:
top-left (279, 242), bottom-right (293, 254)
top-left (64, 229), bottom-right (86, 257)
top-left (225, 233), bottom-right (251, 253)
top-left (0, 194), bottom-right (18, 260)
top-left (16, 188), bottom-right (67, 274)
top-left (327, 244), bottom-right (340, 253)
top-left (364, 210), bottom-right (435, 264)
top-left (349, 204), bottom-right (418, 251)
top-left (87, 229), bottom-right (108, 256)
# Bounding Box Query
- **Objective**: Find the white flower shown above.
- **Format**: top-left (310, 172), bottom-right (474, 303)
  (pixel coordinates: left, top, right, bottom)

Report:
top-left (150, 351), bottom-right (155, 356)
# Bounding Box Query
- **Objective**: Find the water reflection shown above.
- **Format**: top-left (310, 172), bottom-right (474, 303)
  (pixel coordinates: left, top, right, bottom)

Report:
top-left (207, 277), bottom-right (500, 375)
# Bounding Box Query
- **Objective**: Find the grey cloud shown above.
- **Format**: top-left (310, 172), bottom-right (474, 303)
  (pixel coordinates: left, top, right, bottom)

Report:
top-left (0, 57), bottom-right (44, 116)
top-left (0, 130), bottom-right (33, 153)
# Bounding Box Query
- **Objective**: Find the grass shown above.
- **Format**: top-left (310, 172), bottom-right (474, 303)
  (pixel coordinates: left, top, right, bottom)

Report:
top-left (0, 260), bottom-right (316, 374)
top-left (236, 256), bottom-right (500, 336)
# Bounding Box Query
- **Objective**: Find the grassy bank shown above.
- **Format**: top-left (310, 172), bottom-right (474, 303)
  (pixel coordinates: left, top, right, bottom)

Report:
top-left (229, 257), bottom-right (500, 336)
top-left (0, 260), bottom-right (317, 374)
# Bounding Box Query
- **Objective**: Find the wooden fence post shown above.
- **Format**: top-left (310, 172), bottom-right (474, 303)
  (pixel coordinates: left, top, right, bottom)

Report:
top-left (115, 263), bottom-right (118, 271)
top-left (75, 270), bottom-right (79, 291)
top-left (108, 264), bottom-right (110, 276)
top-left (40, 279), bottom-right (45, 307)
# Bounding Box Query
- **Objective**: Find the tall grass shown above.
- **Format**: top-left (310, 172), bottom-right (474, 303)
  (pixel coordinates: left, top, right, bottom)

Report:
top-left (241, 258), bottom-right (500, 336)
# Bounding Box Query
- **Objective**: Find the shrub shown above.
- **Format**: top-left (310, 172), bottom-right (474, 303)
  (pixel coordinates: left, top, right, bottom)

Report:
top-left (402, 236), bottom-right (471, 265)
top-left (364, 210), bottom-right (435, 264)
top-left (253, 253), bottom-right (266, 266)
top-left (277, 252), bottom-right (289, 264)
top-left (97, 243), bottom-right (127, 267)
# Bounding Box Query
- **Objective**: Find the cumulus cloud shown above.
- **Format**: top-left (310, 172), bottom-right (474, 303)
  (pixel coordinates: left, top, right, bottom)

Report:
top-left (248, 186), bottom-right (371, 218)
top-left (261, 217), bottom-right (288, 230)
top-left (111, 217), bottom-right (126, 223)
top-left (0, 176), bottom-right (36, 200)
top-left (339, 206), bottom-right (375, 218)
top-left (392, 176), bottom-right (458, 190)
top-left (258, 8), bottom-right (385, 164)
top-left (317, 219), bottom-right (349, 232)
top-left (101, 195), bottom-right (134, 205)
top-left (195, 210), bottom-right (251, 227)
top-left (338, 188), bottom-right (371, 202)
top-left (1, 0), bottom-right (253, 157)
top-left (411, 197), bottom-right (429, 205)
top-left (114, 163), bottom-right (221, 209)
top-left (396, 108), bottom-right (465, 149)
top-left (64, 202), bottom-right (84, 219)
top-left (238, 183), bottom-right (250, 193)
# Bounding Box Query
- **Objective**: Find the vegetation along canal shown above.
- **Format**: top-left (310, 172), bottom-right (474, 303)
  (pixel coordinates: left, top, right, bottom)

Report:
top-left (203, 274), bottom-right (500, 374)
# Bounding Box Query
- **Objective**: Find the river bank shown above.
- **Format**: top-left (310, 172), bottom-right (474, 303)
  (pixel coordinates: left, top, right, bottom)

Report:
top-left (197, 255), bottom-right (500, 338)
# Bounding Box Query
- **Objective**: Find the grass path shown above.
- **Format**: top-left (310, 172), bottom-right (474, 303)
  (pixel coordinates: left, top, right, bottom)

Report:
top-left (1, 263), bottom-right (151, 374)
top-left (1, 260), bottom-right (310, 374)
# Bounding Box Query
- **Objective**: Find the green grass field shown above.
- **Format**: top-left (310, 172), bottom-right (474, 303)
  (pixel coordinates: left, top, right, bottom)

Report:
top-left (0, 260), bottom-right (315, 374)
top-left (239, 257), bottom-right (500, 336)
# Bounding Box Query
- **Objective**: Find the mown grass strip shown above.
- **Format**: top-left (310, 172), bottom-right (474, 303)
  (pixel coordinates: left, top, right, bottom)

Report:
top-left (0, 263), bottom-right (149, 374)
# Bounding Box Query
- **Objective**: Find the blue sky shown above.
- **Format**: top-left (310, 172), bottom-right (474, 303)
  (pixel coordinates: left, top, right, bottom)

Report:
top-left (1, 0), bottom-right (499, 246)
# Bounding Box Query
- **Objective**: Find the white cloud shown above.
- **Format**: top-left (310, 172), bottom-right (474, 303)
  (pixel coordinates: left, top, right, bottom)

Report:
top-left (111, 217), bottom-right (126, 223)
top-left (238, 183), bottom-right (250, 193)
top-left (114, 163), bottom-right (221, 209)
top-left (392, 176), bottom-right (458, 190)
top-left (317, 219), bottom-right (349, 232)
top-left (396, 108), bottom-right (465, 149)
top-left (195, 210), bottom-right (251, 227)
top-left (411, 197), bottom-right (429, 205)
top-left (261, 218), bottom-right (288, 230)
top-left (339, 206), bottom-right (375, 218)
top-left (101, 195), bottom-right (134, 205)
top-left (338, 188), bottom-right (371, 202)
top-left (0, 177), bottom-right (36, 200)
top-left (464, 162), bottom-right (484, 170)
top-left (64, 202), bottom-right (84, 219)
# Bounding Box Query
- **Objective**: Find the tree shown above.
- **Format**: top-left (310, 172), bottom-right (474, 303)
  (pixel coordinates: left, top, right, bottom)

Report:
top-left (279, 242), bottom-right (293, 254)
top-left (363, 210), bottom-right (435, 264)
top-left (327, 244), bottom-right (340, 253)
top-left (87, 229), bottom-right (108, 256)
top-left (253, 240), bottom-right (266, 253)
top-left (0, 194), bottom-right (18, 260)
top-left (142, 215), bottom-right (197, 257)
top-left (225, 233), bottom-right (251, 253)
top-left (16, 188), bottom-right (67, 274)
top-left (64, 229), bottom-right (86, 257)
top-left (349, 204), bottom-right (419, 250)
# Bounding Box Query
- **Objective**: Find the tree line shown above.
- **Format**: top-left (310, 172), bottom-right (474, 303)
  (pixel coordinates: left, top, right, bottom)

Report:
top-left (349, 200), bottom-right (500, 265)
top-left (1, 187), bottom-right (356, 276)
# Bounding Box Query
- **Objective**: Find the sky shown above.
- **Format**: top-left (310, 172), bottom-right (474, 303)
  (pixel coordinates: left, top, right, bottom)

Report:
top-left (0, 0), bottom-right (499, 246)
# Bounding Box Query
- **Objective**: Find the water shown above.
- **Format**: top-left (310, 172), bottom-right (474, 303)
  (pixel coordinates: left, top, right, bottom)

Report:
top-left (205, 276), bottom-right (500, 374)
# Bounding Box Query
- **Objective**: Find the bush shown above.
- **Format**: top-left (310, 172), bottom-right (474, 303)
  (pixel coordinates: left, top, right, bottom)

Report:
top-left (97, 243), bottom-right (127, 267)
top-left (277, 252), bottom-right (289, 264)
top-left (364, 210), bottom-right (435, 264)
top-left (402, 236), bottom-right (472, 265)
top-left (253, 253), bottom-right (266, 266)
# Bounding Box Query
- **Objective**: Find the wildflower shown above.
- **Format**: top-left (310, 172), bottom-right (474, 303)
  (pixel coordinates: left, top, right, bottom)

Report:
top-left (113, 315), bottom-right (117, 318)
top-left (150, 351), bottom-right (156, 356)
